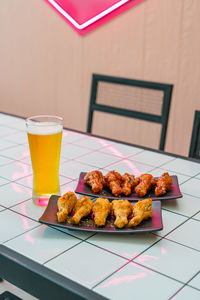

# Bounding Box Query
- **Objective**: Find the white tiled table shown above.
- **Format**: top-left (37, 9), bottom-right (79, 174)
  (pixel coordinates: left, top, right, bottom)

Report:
top-left (0, 113), bottom-right (200, 300)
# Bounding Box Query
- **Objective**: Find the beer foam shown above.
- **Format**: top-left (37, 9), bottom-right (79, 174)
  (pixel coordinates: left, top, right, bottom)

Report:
top-left (27, 122), bottom-right (63, 135)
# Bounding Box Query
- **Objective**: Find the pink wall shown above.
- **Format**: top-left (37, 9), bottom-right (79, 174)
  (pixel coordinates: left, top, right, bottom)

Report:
top-left (1, 0), bottom-right (200, 156)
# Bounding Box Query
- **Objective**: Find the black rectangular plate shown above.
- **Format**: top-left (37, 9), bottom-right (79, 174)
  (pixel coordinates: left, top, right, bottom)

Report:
top-left (75, 172), bottom-right (183, 201)
top-left (39, 195), bottom-right (163, 233)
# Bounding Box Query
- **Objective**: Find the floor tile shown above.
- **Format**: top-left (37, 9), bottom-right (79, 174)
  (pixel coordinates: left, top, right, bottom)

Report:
top-left (129, 150), bottom-right (175, 168)
top-left (188, 273), bottom-right (200, 290)
top-left (194, 173), bottom-right (200, 180)
top-left (61, 144), bottom-right (93, 159)
top-left (87, 232), bottom-right (160, 260)
top-left (180, 178), bottom-right (200, 198)
top-left (0, 144), bottom-right (29, 160)
top-left (60, 160), bottom-right (94, 180)
top-left (94, 261), bottom-right (182, 300)
top-left (45, 242), bottom-right (126, 288)
top-left (166, 219), bottom-right (200, 251)
top-left (0, 139), bottom-right (16, 150)
top-left (162, 193), bottom-right (200, 218)
top-left (172, 285), bottom-right (200, 299)
top-left (0, 210), bottom-right (38, 243)
top-left (5, 225), bottom-right (81, 264)
top-left (149, 167), bottom-right (190, 185)
top-left (104, 159), bottom-right (154, 176)
top-left (74, 137), bottom-right (112, 150)
top-left (62, 130), bottom-right (86, 143)
top-left (0, 182), bottom-right (31, 207)
top-left (100, 143), bottom-right (142, 158)
top-left (0, 155), bottom-right (13, 166)
top-left (0, 177), bottom-right (9, 186)
top-left (76, 151), bottom-right (120, 169)
top-left (60, 180), bottom-right (79, 195)
top-left (0, 125), bottom-right (19, 137)
top-left (193, 212), bottom-right (200, 221)
top-left (134, 238), bottom-right (200, 283)
top-left (5, 131), bottom-right (28, 144)
top-left (0, 205), bottom-right (5, 211)
top-left (0, 160), bottom-right (32, 181)
top-left (11, 199), bottom-right (46, 221)
top-left (7, 120), bottom-right (26, 131)
top-left (154, 210), bottom-right (187, 237)
top-left (160, 158), bottom-right (200, 176)
top-left (20, 155), bottom-right (32, 165)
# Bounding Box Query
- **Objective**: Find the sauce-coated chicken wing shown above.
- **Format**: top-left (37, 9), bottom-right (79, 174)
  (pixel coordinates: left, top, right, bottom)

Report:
top-left (135, 174), bottom-right (156, 197)
top-left (155, 172), bottom-right (172, 196)
top-left (121, 173), bottom-right (139, 196)
top-left (84, 170), bottom-right (105, 193)
top-left (111, 199), bottom-right (132, 228)
top-left (104, 171), bottom-right (122, 197)
top-left (92, 198), bottom-right (111, 227)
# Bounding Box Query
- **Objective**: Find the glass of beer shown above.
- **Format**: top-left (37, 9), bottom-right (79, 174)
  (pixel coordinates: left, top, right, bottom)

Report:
top-left (26, 115), bottom-right (63, 206)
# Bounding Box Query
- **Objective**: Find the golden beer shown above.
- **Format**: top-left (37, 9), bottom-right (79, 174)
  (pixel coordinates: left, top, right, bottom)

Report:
top-left (26, 116), bottom-right (63, 206)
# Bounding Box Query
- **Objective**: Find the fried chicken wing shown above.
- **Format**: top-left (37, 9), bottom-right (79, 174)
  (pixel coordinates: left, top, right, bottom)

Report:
top-left (92, 198), bottom-right (111, 227)
top-left (111, 199), bottom-right (132, 228)
top-left (135, 174), bottom-right (156, 197)
top-left (155, 172), bottom-right (173, 196)
top-left (104, 171), bottom-right (123, 197)
top-left (72, 196), bottom-right (93, 225)
top-left (128, 198), bottom-right (152, 227)
top-left (84, 170), bottom-right (105, 193)
top-left (57, 191), bottom-right (77, 223)
top-left (121, 173), bottom-right (139, 196)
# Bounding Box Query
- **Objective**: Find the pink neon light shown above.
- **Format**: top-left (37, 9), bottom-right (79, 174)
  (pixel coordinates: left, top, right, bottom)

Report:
top-left (47, 0), bottom-right (129, 29)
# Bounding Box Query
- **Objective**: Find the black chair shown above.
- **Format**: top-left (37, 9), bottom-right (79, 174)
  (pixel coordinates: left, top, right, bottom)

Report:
top-left (87, 74), bottom-right (173, 151)
top-left (189, 110), bottom-right (200, 159)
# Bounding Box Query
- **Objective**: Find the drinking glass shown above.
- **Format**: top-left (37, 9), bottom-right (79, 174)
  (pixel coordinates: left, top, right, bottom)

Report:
top-left (26, 115), bottom-right (63, 206)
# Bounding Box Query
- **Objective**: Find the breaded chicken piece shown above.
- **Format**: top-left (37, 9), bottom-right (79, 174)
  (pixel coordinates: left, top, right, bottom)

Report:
top-left (92, 198), bottom-right (111, 227)
top-left (84, 170), bottom-right (105, 193)
top-left (155, 172), bottom-right (173, 196)
top-left (128, 198), bottom-right (152, 227)
top-left (104, 171), bottom-right (122, 197)
top-left (135, 174), bottom-right (156, 197)
top-left (121, 173), bottom-right (139, 196)
top-left (57, 191), bottom-right (77, 223)
top-left (111, 199), bottom-right (132, 228)
top-left (72, 196), bottom-right (93, 225)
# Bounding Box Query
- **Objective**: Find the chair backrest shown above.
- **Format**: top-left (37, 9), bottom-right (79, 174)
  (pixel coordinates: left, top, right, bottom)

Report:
top-left (87, 74), bottom-right (173, 151)
top-left (189, 110), bottom-right (200, 159)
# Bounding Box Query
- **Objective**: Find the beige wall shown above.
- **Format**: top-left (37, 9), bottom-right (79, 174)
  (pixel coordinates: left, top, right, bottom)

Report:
top-left (1, 0), bottom-right (200, 156)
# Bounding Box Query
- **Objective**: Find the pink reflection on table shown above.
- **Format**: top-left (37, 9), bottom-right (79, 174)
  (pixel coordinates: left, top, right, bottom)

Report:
top-left (12, 162), bottom-right (31, 181)
top-left (61, 184), bottom-right (78, 197)
top-left (11, 182), bottom-right (31, 197)
top-left (25, 233), bottom-right (34, 244)
top-left (161, 247), bottom-right (167, 255)
top-left (21, 216), bottom-right (31, 229)
top-left (123, 159), bottom-right (141, 176)
top-left (92, 138), bottom-right (111, 148)
top-left (100, 272), bottom-right (146, 288)
top-left (63, 266), bottom-right (119, 286)
top-left (136, 254), bottom-right (159, 266)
